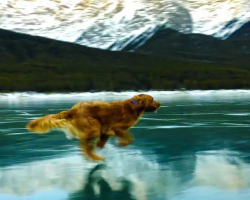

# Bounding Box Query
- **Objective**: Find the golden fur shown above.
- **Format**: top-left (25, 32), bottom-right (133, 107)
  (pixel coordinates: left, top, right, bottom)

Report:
top-left (26, 94), bottom-right (161, 161)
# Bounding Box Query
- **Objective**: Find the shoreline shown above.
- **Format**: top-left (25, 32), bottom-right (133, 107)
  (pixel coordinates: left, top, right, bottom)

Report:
top-left (1, 89), bottom-right (250, 99)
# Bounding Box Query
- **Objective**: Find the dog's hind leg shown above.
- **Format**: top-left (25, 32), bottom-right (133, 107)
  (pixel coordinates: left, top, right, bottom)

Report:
top-left (96, 129), bottom-right (114, 148)
top-left (75, 118), bottom-right (105, 161)
top-left (78, 119), bottom-right (105, 161)
top-left (79, 138), bottom-right (104, 161)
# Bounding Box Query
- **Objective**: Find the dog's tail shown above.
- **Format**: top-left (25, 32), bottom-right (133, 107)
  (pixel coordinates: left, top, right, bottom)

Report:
top-left (26, 110), bottom-right (72, 134)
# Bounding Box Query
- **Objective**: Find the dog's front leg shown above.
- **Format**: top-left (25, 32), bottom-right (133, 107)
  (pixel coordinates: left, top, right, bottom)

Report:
top-left (96, 134), bottom-right (110, 148)
top-left (97, 129), bottom-right (133, 148)
top-left (115, 130), bottom-right (133, 147)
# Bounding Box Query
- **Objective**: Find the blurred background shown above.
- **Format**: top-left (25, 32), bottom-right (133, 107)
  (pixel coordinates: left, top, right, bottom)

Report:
top-left (0, 0), bottom-right (250, 91)
top-left (1, 0), bottom-right (250, 49)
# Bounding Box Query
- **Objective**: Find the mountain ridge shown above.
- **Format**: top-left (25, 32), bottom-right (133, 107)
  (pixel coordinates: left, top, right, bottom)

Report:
top-left (119, 21), bottom-right (250, 64)
top-left (1, 0), bottom-right (249, 50)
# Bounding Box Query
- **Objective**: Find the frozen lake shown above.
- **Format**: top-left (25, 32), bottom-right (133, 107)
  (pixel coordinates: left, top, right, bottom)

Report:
top-left (0, 90), bottom-right (250, 200)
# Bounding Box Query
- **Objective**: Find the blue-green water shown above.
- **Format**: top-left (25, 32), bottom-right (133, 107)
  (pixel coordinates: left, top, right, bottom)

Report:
top-left (0, 91), bottom-right (250, 200)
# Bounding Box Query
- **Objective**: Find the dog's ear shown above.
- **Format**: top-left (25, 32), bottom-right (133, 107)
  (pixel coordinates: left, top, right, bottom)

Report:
top-left (132, 94), bottom-right (153, 111)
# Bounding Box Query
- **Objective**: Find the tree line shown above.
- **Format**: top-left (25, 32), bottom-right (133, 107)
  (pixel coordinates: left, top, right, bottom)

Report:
top-left (0, 29), bottom-right (250, 92)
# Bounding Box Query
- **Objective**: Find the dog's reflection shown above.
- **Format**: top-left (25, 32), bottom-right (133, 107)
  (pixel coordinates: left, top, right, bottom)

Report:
top-left (69, 164), bottom-right (135, 200)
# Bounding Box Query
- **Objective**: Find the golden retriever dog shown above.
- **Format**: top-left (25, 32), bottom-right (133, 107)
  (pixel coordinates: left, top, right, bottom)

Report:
top-left (26, 94), bottom-right (161, 161)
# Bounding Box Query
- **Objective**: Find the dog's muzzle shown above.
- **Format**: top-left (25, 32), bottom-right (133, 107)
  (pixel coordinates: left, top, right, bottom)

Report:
top-left (145, 101), bottom-right (161, 112)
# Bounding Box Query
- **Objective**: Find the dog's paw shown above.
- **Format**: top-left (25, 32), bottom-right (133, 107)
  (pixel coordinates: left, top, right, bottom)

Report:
top-left (88, 154), bottom-right (105, 162)
top-left (117, 139), bottom-right (132, 147)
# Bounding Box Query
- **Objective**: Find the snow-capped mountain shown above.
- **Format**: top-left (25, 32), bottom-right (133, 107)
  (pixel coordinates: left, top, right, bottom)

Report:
top-left (0, 0), bottom-right (250, 50)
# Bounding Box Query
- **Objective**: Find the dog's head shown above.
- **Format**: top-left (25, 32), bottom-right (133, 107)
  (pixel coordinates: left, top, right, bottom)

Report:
top-left (131, 94), bottom-right (161, 113)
